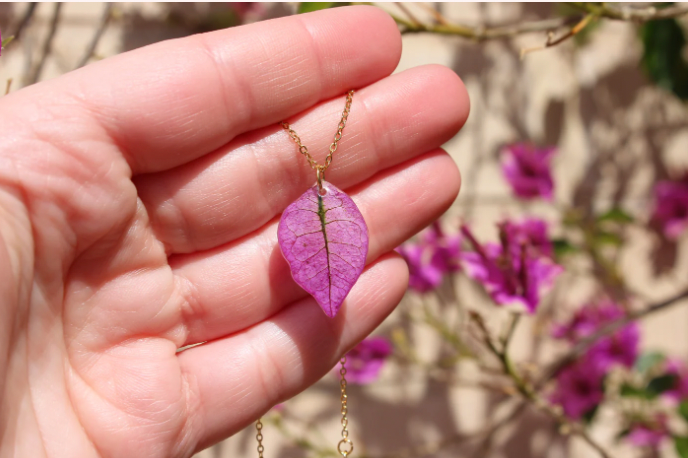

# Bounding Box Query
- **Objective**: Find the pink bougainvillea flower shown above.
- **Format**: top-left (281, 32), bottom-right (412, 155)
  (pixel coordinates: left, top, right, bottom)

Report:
top-left (550, 302), bottom-right (640, 418)
top-left (344, 337), bottom-right (393, 384)
top-left (421, 221), bottom-right (462, 273)
top-left (461, 224), bottom-right (562, 313)
top-left (552, 302), bottom-right (639, 372)
top-left (652, 176), bottom-right (688, 240)
top-left (501, 218), bottom-right (554, 258)
top-left (396, 243), bottom-right (443, 293)
top-left (550, 361), bottom-right (605, 420)
top-left (626, 414), bottom-right (670, 449)
top-left (662, 359), bottom-right (688, 402)
top-left (397, 221), bottom-right (461, 293)
top-left (501, 143), bottom-right (556, 200)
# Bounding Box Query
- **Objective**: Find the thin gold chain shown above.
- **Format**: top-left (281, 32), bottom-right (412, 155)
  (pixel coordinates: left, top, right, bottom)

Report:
top-left (281, 90), bottom-right (355, 175)
top-left (338, 356), bottom-right (354, 457)
top-left (254, 356), bottom-right (354, 457)
top-left (260, 92), bottom-right (355, 457)
top-left (255, 419), bottom-right (264, 458)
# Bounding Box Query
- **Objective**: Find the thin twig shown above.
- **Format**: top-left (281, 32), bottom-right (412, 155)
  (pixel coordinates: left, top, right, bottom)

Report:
top-left (10, 2), bottom-right (38, 41)
top-left (520, 14), bottom-right (594, 58)
top-left (501, 312), bottom-right (520, 351)
top-left (392, 12), bottom-right (583, 40)
top-left (4, 79), bottom-right (12, 95)
top-left (395, 2), bottom-right (423, 28)
top-left (415, 2), bottom-right (449, 25)
top-left (27, 2), bottom-right (62, 85)
top-left (540, 288), bottom-right (688, 385)
top-left (470, 312), bottom-right (612, 458)
top-left (567, 2), bottom-right (688, 21)
top-left (76, 3), bottom-right (113, 69)
top-left (386, 2), bottom-right (688, 39)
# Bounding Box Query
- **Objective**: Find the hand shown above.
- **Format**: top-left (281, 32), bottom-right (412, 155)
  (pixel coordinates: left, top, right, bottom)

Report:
top-left (0, 6), bottom-right (468, 457)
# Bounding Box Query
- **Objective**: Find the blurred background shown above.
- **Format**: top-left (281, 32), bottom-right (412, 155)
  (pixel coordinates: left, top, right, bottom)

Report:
top-left (2, 2), bottom-right (688, 458)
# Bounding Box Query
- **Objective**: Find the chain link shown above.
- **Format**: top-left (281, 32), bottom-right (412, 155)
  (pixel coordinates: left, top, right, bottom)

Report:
top-left (255, 419), bottom-right (265, 458)
top-left (281, 90), bottom-right (355, 176)
top-left (337, 356), bottom-right (354, 457)
top-left (254, 357), bottom-right (354, 458)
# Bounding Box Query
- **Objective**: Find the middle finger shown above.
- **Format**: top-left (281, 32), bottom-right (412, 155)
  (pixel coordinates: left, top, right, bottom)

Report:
top-left (135, 64), bottom-right (469, 254)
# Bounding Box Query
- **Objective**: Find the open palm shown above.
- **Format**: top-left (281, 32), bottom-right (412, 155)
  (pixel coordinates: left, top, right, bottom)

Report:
top-left (0, 6), bottom-right (468, 457)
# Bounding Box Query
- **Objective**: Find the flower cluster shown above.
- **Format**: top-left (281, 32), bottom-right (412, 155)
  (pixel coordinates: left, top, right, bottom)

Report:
top-left (652, 174), bottom-right (688, 240)
top-left (344, 337), bottom-right (393, 384)
top-left (462, 218), bottom-right (562, 314)
top-left (501, 143), bottom-right (555, 201)
top-left (550, 302), bottom-right (640, 419)
top-left (396, 222), bottom-right (461, 293)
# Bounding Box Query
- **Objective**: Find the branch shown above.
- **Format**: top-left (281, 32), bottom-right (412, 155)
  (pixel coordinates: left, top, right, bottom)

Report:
top-left (76, 3), bottom-right (113, 69)
top-left (567, 2), bottom-right (688, 21)
top-left (395, 2), bottom-right (423, 28)
top-left (27, 2), bottom-right (62, 85)
top-left (520, 13), bottom-right (594, 58)
top-left (386, 3), bottom-right (688, 39)
top-left (500, 312), bottom-right (520, 351)
top-left (470, 312), bottom-right (612, 458)
top-left (392, 12), bottom-right (584, 40)
top-left (540, 288), bottom-right (688, 384)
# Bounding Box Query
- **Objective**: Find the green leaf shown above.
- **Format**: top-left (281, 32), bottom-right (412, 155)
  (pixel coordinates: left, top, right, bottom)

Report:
top-left (620, 383), bottom-right (648, 398)
top-left (593, 231), bottom-right (622, 247)
top-left (552, 238), bottom-right (577, 258)
top-left (676, 436), bottom-right (688, 458)
top-left (647, 374), bottom-right (678, 397)
top-left (640, 18), bottom-right (688, 100)
top-left (634, 351), bottom-right (666, 374)
top-left (597, 208), bottom-right (634, 224)
top-left (679, 400), bottom-right (688, 423)
top-left (297, 2), bottom-right (339, 14)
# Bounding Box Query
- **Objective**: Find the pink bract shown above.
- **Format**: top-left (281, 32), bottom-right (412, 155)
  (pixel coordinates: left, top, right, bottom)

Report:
top-left (277, 181), bottom-right (369, 318)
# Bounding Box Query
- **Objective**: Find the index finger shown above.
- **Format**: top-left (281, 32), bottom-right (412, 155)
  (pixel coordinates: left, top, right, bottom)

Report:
top-left (2, 6), bottom-right (401, 175)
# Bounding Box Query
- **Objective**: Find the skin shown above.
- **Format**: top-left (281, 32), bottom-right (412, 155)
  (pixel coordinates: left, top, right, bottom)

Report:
top-left (0, 6), bottom-right (468, 458)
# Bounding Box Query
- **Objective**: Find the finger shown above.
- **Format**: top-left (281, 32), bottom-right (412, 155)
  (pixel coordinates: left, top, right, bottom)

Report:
top-left (178, 253), bottom-right (408, 450)
top-left (173, 149), bottom-right (460, 345)
top-left (136, 64), bottom-right (469, 253)
top-left (1, 6), bottom-right (401, 175)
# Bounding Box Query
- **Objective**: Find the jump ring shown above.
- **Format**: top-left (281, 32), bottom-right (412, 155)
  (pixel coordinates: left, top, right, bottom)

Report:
top-left (338, 438), bottom-right (354, 457)
top-left (316, 166), bottom-right (325, 193)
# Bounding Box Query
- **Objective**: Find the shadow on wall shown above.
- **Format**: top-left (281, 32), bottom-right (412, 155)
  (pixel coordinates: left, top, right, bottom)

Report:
top-left (119, 3), bottom-right (292, 52)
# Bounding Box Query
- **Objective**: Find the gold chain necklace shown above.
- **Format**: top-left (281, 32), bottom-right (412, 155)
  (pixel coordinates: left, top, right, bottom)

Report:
top-left (255, 358), bottom-right (352, 457)
top-left (256, 91), bottom-right (359, 458)
top-left (281, 89), bottom-right (354, 192)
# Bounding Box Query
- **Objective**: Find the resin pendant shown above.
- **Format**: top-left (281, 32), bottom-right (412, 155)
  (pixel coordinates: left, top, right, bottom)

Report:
top-left (277, 181), bottom-right (369, 318)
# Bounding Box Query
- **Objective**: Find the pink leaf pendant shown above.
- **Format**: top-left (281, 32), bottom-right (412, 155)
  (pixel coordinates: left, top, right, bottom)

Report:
top-left (277, 181), bottom-right (369, 318)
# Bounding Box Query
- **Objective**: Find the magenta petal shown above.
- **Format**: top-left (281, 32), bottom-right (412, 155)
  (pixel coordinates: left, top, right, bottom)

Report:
top-left (277, 181), bottom-right (369, 318)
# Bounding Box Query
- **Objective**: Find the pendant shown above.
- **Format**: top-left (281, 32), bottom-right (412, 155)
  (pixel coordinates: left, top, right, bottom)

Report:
top-left (277, 180), bottom-right (369, 318)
